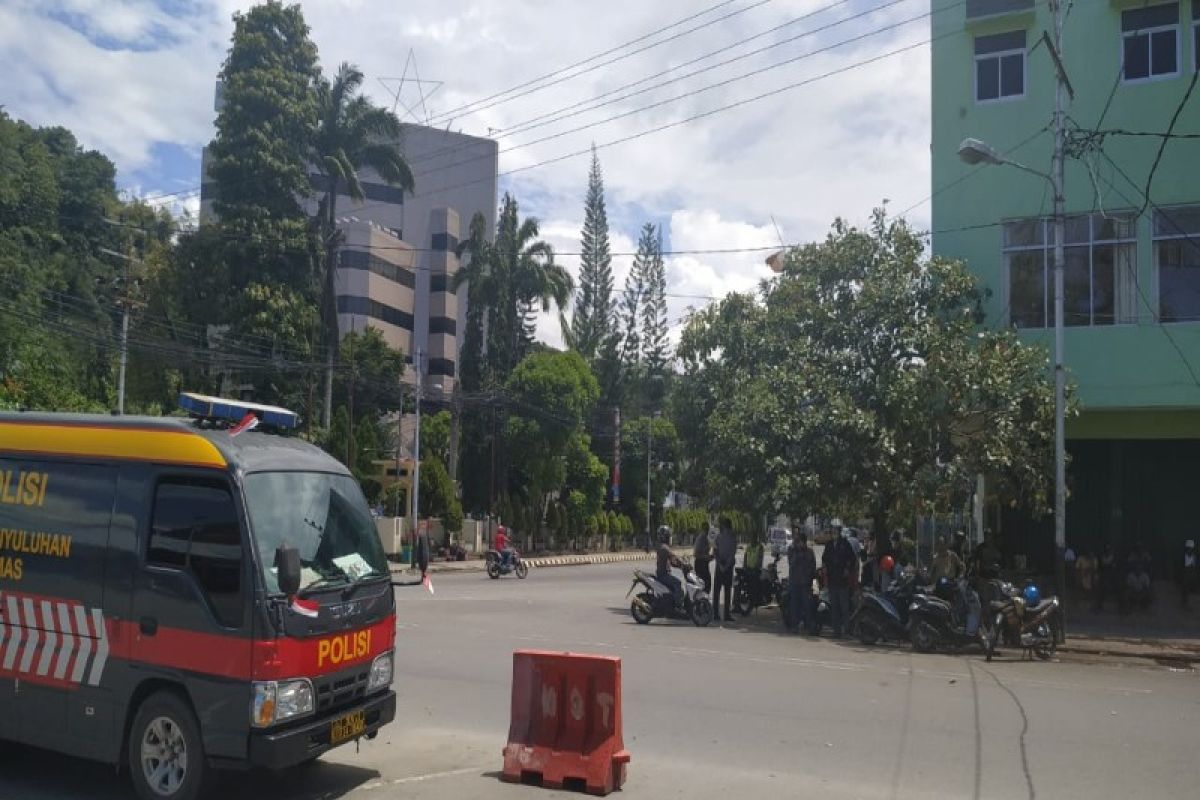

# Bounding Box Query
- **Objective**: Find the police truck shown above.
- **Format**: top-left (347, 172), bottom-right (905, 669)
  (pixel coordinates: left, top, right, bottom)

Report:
top-left (0, 394), bottom-right (397, 800)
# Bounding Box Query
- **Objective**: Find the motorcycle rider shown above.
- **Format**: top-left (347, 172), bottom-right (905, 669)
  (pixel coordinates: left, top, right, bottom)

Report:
top-left (656, 526), bottom-right (685, 611)
top-left (495, 522), bottom-right (513, 569)
top-left (931, 536), bottom-right (965, 583)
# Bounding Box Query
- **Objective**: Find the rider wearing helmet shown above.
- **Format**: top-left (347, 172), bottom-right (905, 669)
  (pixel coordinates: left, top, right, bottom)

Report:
top-left (655, 526), bottom-right (685, 610)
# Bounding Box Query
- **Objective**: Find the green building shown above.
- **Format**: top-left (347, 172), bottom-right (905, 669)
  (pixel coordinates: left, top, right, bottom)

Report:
top-left (931, 0), bottom-right (1200, 573)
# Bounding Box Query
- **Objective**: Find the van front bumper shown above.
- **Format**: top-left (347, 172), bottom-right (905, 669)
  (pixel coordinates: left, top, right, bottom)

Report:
top-left (248, 689), bottom-right (396, 770)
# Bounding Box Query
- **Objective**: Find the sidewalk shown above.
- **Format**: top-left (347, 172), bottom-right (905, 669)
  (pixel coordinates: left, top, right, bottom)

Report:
top-left (1057, 603), bottom-right (1200, 665)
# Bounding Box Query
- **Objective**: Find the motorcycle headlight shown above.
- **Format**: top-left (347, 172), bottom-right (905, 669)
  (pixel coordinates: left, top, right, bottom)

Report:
top-left (368, 651), bottom-right (394, 692)
top-left (251, 678), bottom-right (314, 728)
top-left (909, 603), bottom-right (919, 612)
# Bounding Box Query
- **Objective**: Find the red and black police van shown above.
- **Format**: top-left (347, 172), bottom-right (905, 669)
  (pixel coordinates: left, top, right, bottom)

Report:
top-left (0, 394), bottom-right (397, 800)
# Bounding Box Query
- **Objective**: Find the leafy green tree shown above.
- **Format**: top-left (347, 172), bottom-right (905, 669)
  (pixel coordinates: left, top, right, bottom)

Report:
top-left (419, 410), bottom-right (452, 466)
top-left (677, 210), bottom-right (1058, 534)
top-left (336, 326), bottom-right (406, 421)
top-left (639, 224), bottom-right (670, 405)
top-left (313, 62), bottom-right (413, 425)
top-left (326, 405), bottom-right (353, 469)
top-left (618, 415), bottom-right (680, 533)
top-left (571, 147), bottom-right (615, 359)
top-left (504, 350), bottom-right (600, 532)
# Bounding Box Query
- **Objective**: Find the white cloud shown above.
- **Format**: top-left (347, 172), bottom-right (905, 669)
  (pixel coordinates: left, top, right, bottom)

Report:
top-left (1, 0), bottom-right (936, 346)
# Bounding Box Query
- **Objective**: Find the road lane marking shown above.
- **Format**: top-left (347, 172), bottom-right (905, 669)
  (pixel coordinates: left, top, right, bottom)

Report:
top-left (353, 765), bottom-right (488, 792)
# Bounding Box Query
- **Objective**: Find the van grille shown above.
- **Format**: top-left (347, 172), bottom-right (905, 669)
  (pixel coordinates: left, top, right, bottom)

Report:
top-left (314, 666), bottom-right (370, 713)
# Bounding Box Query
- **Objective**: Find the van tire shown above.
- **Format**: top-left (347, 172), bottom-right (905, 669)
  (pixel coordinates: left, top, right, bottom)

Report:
top-left (128, 691), bottom-right (209, 800)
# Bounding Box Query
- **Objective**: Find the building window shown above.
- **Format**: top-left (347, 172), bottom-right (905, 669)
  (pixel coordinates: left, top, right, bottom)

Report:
top-left (1194, 1), bottom-right (1199, 72)
top-left (1004, 213), bottom-right (1138, 328)
top-left (340, 248), bottom-right (415, 288)
top-left (975, 30), bottom-right (1026, 102)
top-left (1155, 206), bottom-right (1200, 322)
top-left (1122, 3), bottom-right (1180, 81)
top-left (337, 295), bottom-right (415, 330)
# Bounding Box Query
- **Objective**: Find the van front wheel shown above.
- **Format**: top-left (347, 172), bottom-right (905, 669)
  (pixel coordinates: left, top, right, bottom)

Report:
top-left (128, 691), bottom-right (209, 800)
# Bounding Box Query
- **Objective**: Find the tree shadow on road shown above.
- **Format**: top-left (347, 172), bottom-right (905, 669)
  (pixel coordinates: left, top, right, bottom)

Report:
top-left (0, 742), bottom-right (381, 800)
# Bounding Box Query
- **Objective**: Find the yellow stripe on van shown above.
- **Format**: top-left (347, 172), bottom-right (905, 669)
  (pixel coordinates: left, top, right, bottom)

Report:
top-left (0, 423), bottom-right (227, 469)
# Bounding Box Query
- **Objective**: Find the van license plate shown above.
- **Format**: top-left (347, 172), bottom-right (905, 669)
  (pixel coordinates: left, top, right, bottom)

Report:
top-left (330, 710), bottom-right (366, 745)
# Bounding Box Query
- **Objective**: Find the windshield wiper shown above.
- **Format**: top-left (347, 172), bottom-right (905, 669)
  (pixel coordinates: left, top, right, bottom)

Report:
top-left (299, 571), bottom-right (350, 596)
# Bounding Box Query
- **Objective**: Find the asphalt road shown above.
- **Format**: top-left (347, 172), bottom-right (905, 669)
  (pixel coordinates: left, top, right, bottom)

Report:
top-left (2, 561), bottom-right (1198, 800)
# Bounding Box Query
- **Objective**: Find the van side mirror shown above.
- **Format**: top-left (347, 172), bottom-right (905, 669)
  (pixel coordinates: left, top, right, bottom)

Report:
top-left (276, 546), bottom-right (301, 596)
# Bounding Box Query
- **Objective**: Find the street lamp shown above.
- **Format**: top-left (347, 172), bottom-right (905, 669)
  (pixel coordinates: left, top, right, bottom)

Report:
top-left (957, 133), bottom-right (1067, 605)
top-left (646, 411), bottom-right (661, 549)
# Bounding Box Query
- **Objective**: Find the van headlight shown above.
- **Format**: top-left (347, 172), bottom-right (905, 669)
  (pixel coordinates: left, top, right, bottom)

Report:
top-left (368, 651), bottom-right (393, 692)
top-left (251, 679), bottom-right (314, 728)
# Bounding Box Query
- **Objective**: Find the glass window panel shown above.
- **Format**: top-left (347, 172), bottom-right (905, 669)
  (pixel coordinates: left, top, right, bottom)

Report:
top-left (1004, 218), bottom-right (1043, 247)
top-left (1093, 213), bottom-right (1137, 241)
top-left (1008, 251), bottom-right (1046, 328)
top-left (1155, 205), bottom-right (1200, 236)
top-left (1122, 3), bottom-right (1180, 31)
top-left (1064, 247), bottom-right (1092, 326)
top-left (977, 57), bottom-right (1000, 100)
top-left (1064, 215), bottom-right (1090, 244)
top-left (1125, 34), bottom-right (1151, 79)
top-left (1151, 29), bottom-right (1178, 74)
top-left (1092, 245), bottom-right (1116, 325)
top-left (1114, 244), bottom-right (1139, 324)
top-left (1158, 239), bottom-right (1200, 321)
top-left (1000, 53), bottom-right (1024, 96)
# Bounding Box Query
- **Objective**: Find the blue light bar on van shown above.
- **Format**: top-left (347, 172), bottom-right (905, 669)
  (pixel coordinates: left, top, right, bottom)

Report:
top-left (178, 393), bottom-right (299, 430)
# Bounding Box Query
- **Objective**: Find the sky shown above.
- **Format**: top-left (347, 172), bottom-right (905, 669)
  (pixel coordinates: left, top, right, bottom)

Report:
top-left (0, 0), bottom-right (934, 348)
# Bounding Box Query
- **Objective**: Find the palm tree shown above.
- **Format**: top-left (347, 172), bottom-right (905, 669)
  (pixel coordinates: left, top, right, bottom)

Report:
top-left (453, 212), bottom-right (493, 392)
top-left (313, 62), bottom-right (414, 427)
top-left (492, 194), bottom-right (572, 375)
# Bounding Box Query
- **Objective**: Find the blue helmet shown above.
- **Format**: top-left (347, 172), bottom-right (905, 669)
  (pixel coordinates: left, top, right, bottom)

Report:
top-left (1023, 585), bottom-right (1041, 605)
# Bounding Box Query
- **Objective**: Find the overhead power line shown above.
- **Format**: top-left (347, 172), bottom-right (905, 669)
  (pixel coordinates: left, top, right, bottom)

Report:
top-left (424, 0), bottom-right (771, 125)
top-left (137, 0), bottom-right (947, 209)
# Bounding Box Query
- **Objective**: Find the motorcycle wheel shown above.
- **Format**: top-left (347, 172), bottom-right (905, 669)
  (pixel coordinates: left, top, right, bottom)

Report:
top-left (1033, 623), bottom-right (1057, 660)
top-left (732, 594), bottom-right (751, 617)
top-left (486, 561), bottom-right (500, 580)
top-left (856, 616), bottom-right (882, 646)
top-left (631, 592), bottom-right (655, 625)
top-left (985, 613), bottom-right (1003, 662)
top-left (911, 621), bottom-right (938, 653)
top-left (691, 598), bottom-right (714, 627)
top-left (515, 561), bottom-right (529, 579)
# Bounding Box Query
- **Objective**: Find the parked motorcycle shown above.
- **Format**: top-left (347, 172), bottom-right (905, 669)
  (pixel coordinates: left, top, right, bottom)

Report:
top-left (777, 578), bottom-right (831, 634)
top-left (850, 571), bottom-right (925, 645)
top-left (485, 548), bottom-right (529, 579)
top-left (732, 550), bottom-right (783, 616)
top-left (908, 578), bottom-right (993, 653)
top-left (984, 581), bottom-right (1063, 661)
top-left (627, 560), bottom-right (714, 627)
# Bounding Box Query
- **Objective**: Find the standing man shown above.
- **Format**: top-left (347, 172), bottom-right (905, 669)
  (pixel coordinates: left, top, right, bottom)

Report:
top-left (693, 525), bottom-right (713, 592)
top-left (713, 516), bottom-right (737, 622)
top-left (1180, 540), bottom-right (1198, 608)
top-left (822, 528), bottom-right (855, 638)
top-left (415, 522), bottom-right (432, 578)
top-left (787, 532), bottom-right (817, 634)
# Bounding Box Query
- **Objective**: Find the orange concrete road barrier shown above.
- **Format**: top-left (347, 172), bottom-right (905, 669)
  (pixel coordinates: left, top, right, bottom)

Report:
top-left (501, 649), bottom-right (630, 795)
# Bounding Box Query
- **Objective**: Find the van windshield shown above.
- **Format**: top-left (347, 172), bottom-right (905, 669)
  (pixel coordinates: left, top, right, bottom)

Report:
top-left (243, 471), bottom-right (389, 594)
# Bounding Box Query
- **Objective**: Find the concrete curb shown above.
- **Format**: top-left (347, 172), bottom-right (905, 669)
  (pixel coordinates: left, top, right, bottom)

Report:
top-left (1057, 640), bottom-right (1200, 665)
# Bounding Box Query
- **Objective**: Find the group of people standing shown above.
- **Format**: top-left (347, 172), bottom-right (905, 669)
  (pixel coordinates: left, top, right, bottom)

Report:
top-left (690, 516), bottom-right (740, 621)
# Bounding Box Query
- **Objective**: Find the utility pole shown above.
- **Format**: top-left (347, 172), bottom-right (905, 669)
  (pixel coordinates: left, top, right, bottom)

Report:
top-left (411, 348), bottom-right (424, 538)
top-left (98, 246), bottom-right (142, 415)
top-left (1049, 0), bottom-right (1069, 606)
top-left (612, 406), bottom-right (621, 508)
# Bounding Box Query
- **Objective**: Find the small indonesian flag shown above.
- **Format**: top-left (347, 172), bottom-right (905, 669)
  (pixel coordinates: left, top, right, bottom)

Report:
top-left (290, 597), bottom-right (319, 618)
top-left (230, 412), bottom-right (260, 437)
top-left (422, 574), bottom-right (434, 595)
